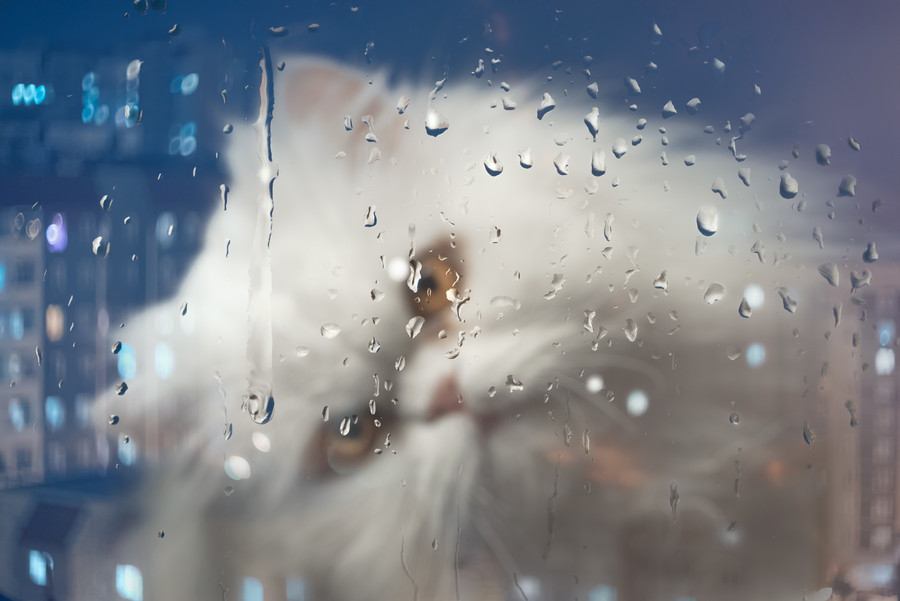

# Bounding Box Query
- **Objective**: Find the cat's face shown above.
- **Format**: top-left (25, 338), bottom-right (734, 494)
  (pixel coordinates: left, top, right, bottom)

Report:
top-left (105, 57), bottom-right (840, 601)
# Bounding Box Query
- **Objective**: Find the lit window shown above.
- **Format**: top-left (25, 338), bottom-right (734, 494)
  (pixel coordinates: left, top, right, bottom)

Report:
top-left (9, 309), bottom-right (24, 340)
top-left (155, 212), bottom-right (177, 248)
top-left (587, 585), bottom-right (617, 601)
top-left (243, 577), bottom-right (264, 601)
top-left (117, 344), bottom-right (138, 380)
top-left (116, 564), bottom-right (143, 601)
top-left (44, 396), bottom-right (65, 431)
top-left (45, 305), bottom-right (65, 342)
top-left (9, 398), bottom-right (28, 432)
top-left (118, 434), bottom-right (137, 467)
top-left (876, 348), bottom-right (895, 376)
top-left (28, 549), bottom-right (52, 586)
top-left (75, 395), bottom-right (92, 428)
top-left (286, 578), bottom-right (306, 601)
top-left (154, 343), bottom-right (175, 379)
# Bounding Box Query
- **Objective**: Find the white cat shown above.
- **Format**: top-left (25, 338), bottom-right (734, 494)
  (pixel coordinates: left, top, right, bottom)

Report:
top-left (98, 56), bottom-right (851, 601)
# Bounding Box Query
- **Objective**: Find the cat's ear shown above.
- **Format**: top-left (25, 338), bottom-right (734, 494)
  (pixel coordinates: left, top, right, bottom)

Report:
top-left (277, 57), bottom-right (403, 153)
top-left (280, 58), bottom-right (383, 121)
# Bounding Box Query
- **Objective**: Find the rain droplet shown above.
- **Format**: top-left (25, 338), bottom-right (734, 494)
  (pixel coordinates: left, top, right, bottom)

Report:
top-left (711, 177), bottom-right (728, 199)
top-left (703, 283), bottom-right (726, 305)
top-left (320, 323), bottom-right (342, 338)
top-left (623, 318), bottom-right (638, 342)
top-left (653, 271), bottom-right (668, 291)
top-left (661, 100), bottom-right (677, 118)
top-left (738, 298), bottom-right (752, 318)
top-left (669, 483), bottom-right (680, 520)
top-left (405, 316), bottom-right (425, 339)
top-left (838, 175), bottom-right (857, 197)
top-left (815, 144), bottom-right (831, 166)
top-left (780, 173), bottom-right (799, 199)
top-left (245, 393), bottom-right (275, 425)
top-left (612, 138), bottom-right (627, 158)
top-left (817, 263), bottom-right (840, 287)
top-left (537, 92), bottom-right (556, 119)
top-left (553, 153), bottom-right (570, 175)
top-left (222, 123), bottom-right (234, 134)
top-left (109, 414), bottom-right (120, 426)
top-left (506, 375), bottom-right (525, 392)
top-left (738, 167), bottom-right (751, 187)
top-left (518, 148), bottom-right (533, 169)
top-left (777, 288), bottom-right (798, 313)
top-left (396, 96), bottom-right (410, 114)
top-left (116, 382), bottom-right (129, 396)
top-left (685, 97), bottom-right (701, 113)
top-left (624, 77), bottom-right (641, 95)
top-left (425, 108), bottom-right (449, 137)
top-left (863, 242), bottom-right (879, 263)
top-left (111, 341), bottom-right (122, 354)
top-left (586, 82), bottom-right (599, 98)
top-left (363, 205), bottom-right (377, 227)
top-left (696, 206), bottom-right (719, 236)
top-left (99, 194), bottom-right (113, 211)
top-left (501, 96), bottom-right (517, 110)
top-left (91, 236), bottom-right (110, 257)
top-left (407, 260), bottom-right (422, 292)
top-left (848, 136), bottom-right (861, 151)
top-left (729, 412), bottom-right (741, 425)
top-left (850, 270), bottom-right (872, 292)
top-left (583, 107), bottom-right (600, 140)
top-left (591, 151), bottom-right (606, 176)
top-left (484, 153), bottom-right (503, 176)
top-left (802, 421), bottom-right (815, 446)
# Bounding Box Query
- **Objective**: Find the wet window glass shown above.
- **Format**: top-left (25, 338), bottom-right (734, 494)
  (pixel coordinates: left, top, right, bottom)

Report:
top-left (0, 2), bottom-right (899, 601)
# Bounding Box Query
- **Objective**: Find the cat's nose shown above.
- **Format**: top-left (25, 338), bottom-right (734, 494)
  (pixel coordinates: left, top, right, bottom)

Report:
top-left (427, 373), bottom-right (465, 421)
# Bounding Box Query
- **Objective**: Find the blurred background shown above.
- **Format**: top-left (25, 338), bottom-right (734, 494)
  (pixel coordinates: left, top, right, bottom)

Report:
top-left (0, 0), bottom-right (899, 600)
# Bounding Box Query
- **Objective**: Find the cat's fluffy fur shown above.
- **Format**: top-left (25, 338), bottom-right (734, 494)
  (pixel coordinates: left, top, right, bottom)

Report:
top-left (99, 56), bottom-right (847, 601)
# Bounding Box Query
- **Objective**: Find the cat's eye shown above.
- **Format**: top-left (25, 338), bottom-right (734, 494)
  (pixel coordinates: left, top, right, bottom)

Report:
top-left (308, 413), bottom-right (384, 476)
top-left (409, 248), bottom-right (461, 319)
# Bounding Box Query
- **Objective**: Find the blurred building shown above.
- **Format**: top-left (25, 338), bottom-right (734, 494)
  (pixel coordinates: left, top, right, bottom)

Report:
top-left (824, 263), bottom-right (900, 596)
top-left (0, 38), bottom-right (230, 600)
top-left (0, 208), bottom-right (45, 488)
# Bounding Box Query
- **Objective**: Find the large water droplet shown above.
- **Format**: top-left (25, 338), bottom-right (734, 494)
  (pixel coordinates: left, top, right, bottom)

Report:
top-left (320, 323), bottom-right (342, 338)
top-left (91, 236), bottom-right (110, 257)
top-left (425, 108), bottom-right (449, 137)
top-left (696, 206), bottom-right (719, 236)
top-left (537, 92), bottom-right (556, 119)
top-left (583, 107), bottom-right (600, 140)
top-left (245, 393), bottom-right (275, 425)
top-left (703, 283), bottom-right (726, 304)
top-left (484, 153), bottom-right (504, 176)
top-left (817, 263), bottom-right (839, 287)
top-left (591, 150), bottom-right (606, 176)
top-left (405, 315), bottom-right (425, 339)
top-left (780, 173), bottom-right (799, 199)
top-left (838, 175), bottom-right (857, 197)
top-left (777, 288), bottom-right (798, 313)
top-left (661, 100), bottom-right (677, 118)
